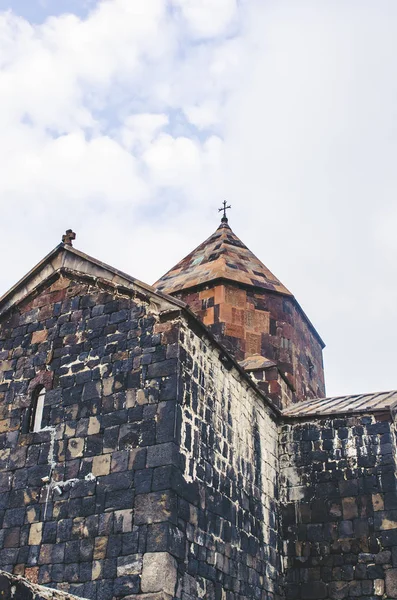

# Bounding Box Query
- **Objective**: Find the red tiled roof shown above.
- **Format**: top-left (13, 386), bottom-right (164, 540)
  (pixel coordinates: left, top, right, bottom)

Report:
top-left (154, 222), bottom-right (292, 296)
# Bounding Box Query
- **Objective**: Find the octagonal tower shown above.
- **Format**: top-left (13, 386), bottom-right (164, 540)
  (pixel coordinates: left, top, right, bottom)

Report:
top-left (154, 217), bottom-right (325, 407)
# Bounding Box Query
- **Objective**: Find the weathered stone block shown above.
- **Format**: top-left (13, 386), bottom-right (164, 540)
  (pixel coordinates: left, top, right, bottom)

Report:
top-left (386, 568), bottom-right (397, 598)
top-left (328, 581), bottom-right (349, 599)
top-left (87, 416), bottom-right (101, 436)
top-left (146, 442), bottom-right (179, 469)
top-left (67, 438), bottom-right (84, 459)
top-left (301, 581), bottom-right (327, 599)
top-left (374, 578), bottom-right (385, 595)
top-left (92, 455), bottom-right (111, 477)
top-left (117, 554), bottom-right (143, 577)
top-left (28, 523), bottom-right (43, 546)
top-left (134, 492), bottom-right (177, 525)
top-left (342, 497), bottom-right (358, 520)
top-left (31, 330), bottom-right (48, 344)
top-left (141, 552), bottom-right (177, 596)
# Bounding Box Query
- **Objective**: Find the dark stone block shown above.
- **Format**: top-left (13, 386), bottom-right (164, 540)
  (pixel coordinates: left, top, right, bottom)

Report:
top-left (119, 424), bottom-right (139, 450)
top-left (366, 564), bottom-right (384, 579)
top-left (135, 490), bottom-right (177, 525)
top-left (140, 419), bottom-right (157, 447)
top-left (79, 560), bottom-right (93, 582)
top-left (146, 442), bottom-right (180, 468)
top-left (113, 575), bottom-right (140, 596)
top-left (0, 575), bottom-right (11, 597)
top-left (3, 508), bottom-right (25, 528)
top-left (98, 471), bottom-right (134, 493)
top-left (107, 534), bottom-right (122, 558)
top-left (339, 479), bottom-right (359, 497)
top-left (146, 522), bottom-right (170, 553)
top-left (104, 426), bottom-right (120, 452)
top-left (122, 531), bottom-right (139, 555)
top-left (134, 469), bottom-right (153, 494)
top-left (160, 374), bottom-right (178, 401)
top-left (381, 472), bottom-right (397, 492)
top-left (105, 489), bottom-right (134, 511)
top-left (147, 359), bottom-right (177, 378)
top-left (65, 540), bottom-right (80, 563)
top-left (156, 401), bottom-right (177, 444)
top-left (102, 410), bottom-right (128, 429)
top-left (97, 580), bottom-right (114, 600)
top-left (381, 528), bottom-right (397, 547)
top-left (79, 538), bottom-right (94, 561)
top-left (301, 581), bottom-right (327, 599)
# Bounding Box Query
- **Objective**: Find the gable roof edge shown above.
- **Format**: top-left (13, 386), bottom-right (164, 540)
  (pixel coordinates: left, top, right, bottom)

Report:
top-left (0, 243), bottom-right (186, 319)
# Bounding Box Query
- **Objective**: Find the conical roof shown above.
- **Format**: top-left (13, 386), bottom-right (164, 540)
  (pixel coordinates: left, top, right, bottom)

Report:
top-left (154, 220), bottom-right (292, 296)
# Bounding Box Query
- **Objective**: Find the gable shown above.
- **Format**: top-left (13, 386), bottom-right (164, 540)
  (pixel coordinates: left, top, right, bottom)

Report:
top-left (0, 244), bottom-right (180, 321)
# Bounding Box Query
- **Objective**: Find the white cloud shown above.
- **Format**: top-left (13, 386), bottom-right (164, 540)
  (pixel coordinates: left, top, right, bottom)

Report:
top-left (143, 133), bottom-right (222, 187)
top-left (119, 113), bottom-right (169, 150)
top-left (0, 0), bottom-right (397, 398)
top-left (172, 0), bottom-right (238, 38)
top-left (184, 101), bottom-right (220, 129)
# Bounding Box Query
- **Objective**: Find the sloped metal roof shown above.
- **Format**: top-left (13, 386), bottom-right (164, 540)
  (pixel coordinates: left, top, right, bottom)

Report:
top-left (154, 221), bottom-right (292, 296)
top-left (283, 390), bottom-right (397, 417)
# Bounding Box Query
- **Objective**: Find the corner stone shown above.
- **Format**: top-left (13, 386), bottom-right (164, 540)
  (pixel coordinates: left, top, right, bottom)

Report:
top-left (141, 552), bottom-right (177, 597)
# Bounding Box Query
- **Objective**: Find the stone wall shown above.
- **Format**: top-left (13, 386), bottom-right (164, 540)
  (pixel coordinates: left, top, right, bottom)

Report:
top-left (0, 272), bottom-right (182, 599)
top-left (1, 264), bottom-right (396, 600)
top-left (0, 569), bottom-right (83, 599)
top-left (174, 283), bottom-right (325, 406)
top-left (174, 319), bottom-right (281, 600)
top-left (0, 269), bottom-right (284, 600)
top-left (280, 412), bottom-right (397, 600)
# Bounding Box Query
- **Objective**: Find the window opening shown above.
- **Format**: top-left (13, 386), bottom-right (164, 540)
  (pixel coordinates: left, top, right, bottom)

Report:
top-left (31, 387), bottom-right (46, 433)
top-left (308, 357), bottom-right (315, 379)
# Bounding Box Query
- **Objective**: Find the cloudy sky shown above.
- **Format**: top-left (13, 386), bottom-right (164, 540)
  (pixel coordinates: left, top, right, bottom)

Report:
top-left (0, 0), bottom-right (396, 397)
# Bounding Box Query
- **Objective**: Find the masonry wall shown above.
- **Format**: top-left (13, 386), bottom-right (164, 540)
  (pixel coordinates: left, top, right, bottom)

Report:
top-left (175, 283), bottom-right (325, 406)
top-left (0, 273), bottom-right (182, 600)
top-left (279, 413), bottom-right (397, 600)
top-left (174, 319), bottom-right (281, 600)
top-left (0, 269), bottom-right (285, 600)
top-left (0, 569), bottom-right (83, 599)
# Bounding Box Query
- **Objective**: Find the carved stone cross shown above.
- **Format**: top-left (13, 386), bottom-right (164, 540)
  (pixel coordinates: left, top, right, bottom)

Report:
top-left (62, 229), bottom-right (76, 246)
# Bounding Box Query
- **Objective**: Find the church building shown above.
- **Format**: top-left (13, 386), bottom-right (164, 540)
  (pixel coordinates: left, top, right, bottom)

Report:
top-left (0, 217), bottom-right (396, 600)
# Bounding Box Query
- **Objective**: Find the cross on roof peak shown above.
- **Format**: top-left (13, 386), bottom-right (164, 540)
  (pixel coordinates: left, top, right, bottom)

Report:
top-left (62, 229), bottom-right (76, 246)
top-left (218, 201), bottom-right (231, 224)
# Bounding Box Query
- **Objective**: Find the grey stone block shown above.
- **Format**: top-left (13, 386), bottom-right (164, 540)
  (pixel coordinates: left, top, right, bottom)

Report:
top-left (141, 552), bottom-right (177, 596)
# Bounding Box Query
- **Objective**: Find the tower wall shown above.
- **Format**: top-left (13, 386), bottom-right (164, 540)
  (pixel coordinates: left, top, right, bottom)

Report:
top-left (173, 282), bottom-right (325, 406)
top-left (176, 320), bottom-right (281, 599)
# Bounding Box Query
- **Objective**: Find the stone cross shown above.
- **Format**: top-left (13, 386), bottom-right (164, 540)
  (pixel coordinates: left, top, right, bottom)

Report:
top-left (62, 229), bottom-right (76, 246)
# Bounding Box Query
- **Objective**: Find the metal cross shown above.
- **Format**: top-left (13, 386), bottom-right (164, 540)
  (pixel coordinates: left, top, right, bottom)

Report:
top-left (62, 229), bottom-right (76, 246)
top-left (218, 201), bottom-right (231, 222)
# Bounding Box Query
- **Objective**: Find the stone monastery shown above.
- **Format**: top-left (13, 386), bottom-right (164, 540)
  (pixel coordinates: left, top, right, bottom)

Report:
top-left (0, 215), bottom-right (396, 600)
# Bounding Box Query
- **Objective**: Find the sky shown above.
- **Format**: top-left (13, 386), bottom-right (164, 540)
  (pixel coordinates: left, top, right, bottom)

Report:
top-left (0, 0), bottom-right (396, 397)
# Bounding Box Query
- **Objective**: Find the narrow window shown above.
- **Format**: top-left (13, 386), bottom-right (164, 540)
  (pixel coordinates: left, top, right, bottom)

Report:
top-left (308, 357), bottom-right (315, 380)
top-left (31, 387), bottom-right (46, 433)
